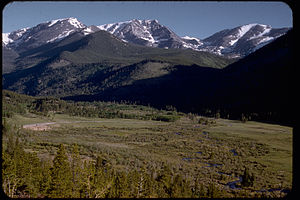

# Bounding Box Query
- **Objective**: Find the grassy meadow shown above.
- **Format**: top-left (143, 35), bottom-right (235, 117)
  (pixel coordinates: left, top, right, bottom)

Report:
top-left (4, 108), bottom-right (292, 197)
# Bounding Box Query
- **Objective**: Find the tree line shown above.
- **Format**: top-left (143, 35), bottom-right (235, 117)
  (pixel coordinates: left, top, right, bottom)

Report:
top-left (2, 90), bottom-right (180, 122)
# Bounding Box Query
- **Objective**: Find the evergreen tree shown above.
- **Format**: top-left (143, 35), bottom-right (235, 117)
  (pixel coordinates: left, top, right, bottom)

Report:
top-left (81, 160), bottom-right (97, 198)
top-left (199, 183), bottom-right (207, 198)
top-left (207, 182), bottom-right (220, 198)
top-left (192, 172), bottom-right (205, 198)
top-left (241, 167), bottom-right (255, 187)
top-left (92, 155), bottom-right (115, 198)
top-left (3, 137), bottom-right (45, 198)
top-left (39, 160), bottom-right (51, 197)
top-left (70, 144), bottom-right (82, 197)
top-left (170, 174), bottom-right (183, 197)
top-left (156, 163), bottom-right (173, 197)
top-left (24, 152), bottom-right (43, 197)
top-left (127, 169), bottom-right (140, 197)
top-left (4, 132), bottom-right (15, 156)
top-left (2, 151), bottom-right (18, 197)
top-left (138, 165), bottom-right (153, 198)
top-left (12, 138), bottom-right (31, 197)
top-left (108, 171), bottom-right (127, 198)
top-left (2, 117), bottom-right (11, 135)
top-left (49, 144), bottom-right (72, 198)
top-left (181, 178), bottom-right (192, 197)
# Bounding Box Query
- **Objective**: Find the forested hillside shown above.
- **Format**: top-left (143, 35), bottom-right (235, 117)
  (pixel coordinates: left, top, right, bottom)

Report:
top-left (63, 29), bottom-right (294, 126)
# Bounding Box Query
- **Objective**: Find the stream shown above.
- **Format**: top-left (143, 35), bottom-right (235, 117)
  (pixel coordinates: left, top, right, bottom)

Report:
top-left (182, 157), bottom-right (289, 193)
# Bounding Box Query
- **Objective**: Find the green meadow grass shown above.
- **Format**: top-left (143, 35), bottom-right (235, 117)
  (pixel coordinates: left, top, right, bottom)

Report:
top-left (10, 113), bottom-right (293, 196)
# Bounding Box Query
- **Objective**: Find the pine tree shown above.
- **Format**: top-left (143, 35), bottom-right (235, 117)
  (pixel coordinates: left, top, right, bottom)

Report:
top-left (81, 160), bottom-right (97, 198)
top-left (127, 169), bottom-right (140, 197)
top-left (49, 144), bottom-right (72, 198)
top-left (2, 117), bottom-right (11, 135)
top-left (3, 137), bottom-right (44, 198)
top-left (39, 160), bottom-right (51, 197)
top-left (108, 171), bottom-right (127, 198)
top-left (92, 155), bottom-right (114, 198)
top-left (192, 172), bottom-right (204, 198)
top-left (12, 138), bottom-right (31, 197)
top-left (2, 151), bottom-right (18, 197)
top-left (181, 178), bottom-right (192, 197)
top-left (156, 163), bottom-right (173, 197)
top-left (70, 144), bottom-right (82, 198)
top-left (24, 152), bottom-right (43, 197)
top-left (138, 165), bottom-right (152, 198)
top-left (241, 167), bottom-right (255, 187)
top-left (199, 183), bottom-right (207, 198)
top-left (170, 174), bottom-right (183, 197)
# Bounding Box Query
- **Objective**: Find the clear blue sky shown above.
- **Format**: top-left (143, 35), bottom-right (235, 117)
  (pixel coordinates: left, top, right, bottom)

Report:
top-left (2, 1), bottom-right (293, 39)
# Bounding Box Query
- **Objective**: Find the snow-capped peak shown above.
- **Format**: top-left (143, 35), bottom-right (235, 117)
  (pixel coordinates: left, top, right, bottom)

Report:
top-left (97, 20), bottom-right (131, 34)
top-left (2, 17), bottom-right (89, 50)
top-left (47, 17), bottom-right (85, 29)
top-left (2, 18), bottom-right (290, 58)
top-left (2, 33), bottom-right (13, 45)
top-left (67, 17), bottom-right (86, 29)
top-left (97, 19), bottom-right (182, 48)
top-left (97, 19), bottom-right (159, 32)
top-left (2, 27), bottom-right (30, 46)
top-left (238, 23), bottom-right (258, 37)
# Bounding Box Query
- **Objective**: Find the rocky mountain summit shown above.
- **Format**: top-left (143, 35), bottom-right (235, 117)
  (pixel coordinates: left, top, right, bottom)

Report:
top-left (3, 17), bottom-right (290, 58)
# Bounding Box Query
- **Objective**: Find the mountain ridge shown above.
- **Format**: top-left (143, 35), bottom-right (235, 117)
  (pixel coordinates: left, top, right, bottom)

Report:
top-left (2, 26), bottom-right (233, 96)
top-left (61, 30), bottom-right (293, 125)
top-left (3, 17), bottom-right (290, 59)
top-left (2, 18), bottom-right (293, 125)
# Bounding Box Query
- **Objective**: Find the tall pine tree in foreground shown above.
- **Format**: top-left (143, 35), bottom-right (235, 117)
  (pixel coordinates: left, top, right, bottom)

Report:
top-left (49, 144), bottom-right (72, 198)
top-left (71, 144), bottom-right (82, 197)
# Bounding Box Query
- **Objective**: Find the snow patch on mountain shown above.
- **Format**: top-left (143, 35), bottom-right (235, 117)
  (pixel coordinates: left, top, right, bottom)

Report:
top-left (182, 36), bottom-right (200, 42)
top-left (182, 36), bottom-right (202, 45)
top-left (2, 17), bottom-right (290, 58)
top-left (46, 29), bottom-right (76, 43)
top-left (227, 24), bottom-right (257, 46)
top-left (15, 28), bottom-right (29, 38)
top-left (238, 24), bottom-right (258, 37)
top-left (98, 21), bottom-right (131, 34)
top-left (67, 17), bottom-right (86, 29)
top-left (2, 33), bottom-right (13, 45)
top-left (48, 19), bottom-right (60, 27)
top-left (47, 17), bottom-right (85, 29)
top-left (82, 27), bottom-right (93, 35)
top-left (249, 26), bottom-right (272, 40)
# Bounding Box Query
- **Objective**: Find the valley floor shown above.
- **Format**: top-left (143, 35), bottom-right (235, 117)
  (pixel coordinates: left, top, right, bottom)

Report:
top-left (5, 113), bottom-right (292, 198)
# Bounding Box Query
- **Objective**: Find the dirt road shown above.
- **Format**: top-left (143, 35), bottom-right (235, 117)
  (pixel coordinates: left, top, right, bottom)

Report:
top-left (22, 121), bottom-right (107, 131)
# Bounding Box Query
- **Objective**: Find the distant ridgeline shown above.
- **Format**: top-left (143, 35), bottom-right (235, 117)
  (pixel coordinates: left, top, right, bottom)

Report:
top-left (2, 25), bottom-right (294, 126)
top-left (63, 30), bottom-right (294, 126)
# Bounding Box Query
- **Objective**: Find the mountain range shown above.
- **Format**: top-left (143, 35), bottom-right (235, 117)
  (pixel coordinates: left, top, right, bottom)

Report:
top-left (3, 17), bottom-right (289, 59)
top-left (2, 17), bottom-right (294, 125)
top-left (97, 19), bottom-right (289, 58)
top-left (62, 29), bottom-right (293, 125)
